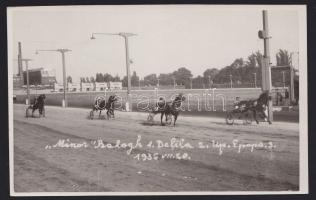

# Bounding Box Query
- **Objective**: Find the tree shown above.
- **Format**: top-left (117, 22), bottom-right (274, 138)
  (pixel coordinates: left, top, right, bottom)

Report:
top-left (211, 51), bottom-right (264, 85)
top-left (86, 77), bottom-right (90, 83)
top-left (158, 73), bottom-right (173, 86)
top-left (230, 58), bottom-right (244, 68)
top-left (80, 77), bottom-right (85, 83)
top-left (95, 73), bottom-right (104, 82)
top-left (193, 75), bottom-right (205, 89)
top-left (254, 51), bottom-right (263, 68)
top-left (131, 71), bottom-right (139, 87)
top-left (172, 67), bottom-right (193, 88)
top-left (203, 68), bottom-right (219, 86)
top-left (103, 73), bottom-right (113, 82)
top-left (247, 53), bottom-right (257, 68)
top-left (144, 73), bottom-right (157, 86)
top-left (276, 49), bottom-right (290, 66)
top-left (113, 75), bottom-right (120, 82)
top-left (95, 73), bottom-right (99, 82)
top-left (67, 76), bottom-right (72, 83)
top-left (122, 76), bottom-right (128, 87)
top-left (90, 76), bottom-right (95, 83)
top-left (212, 66), bottom-right (232, 84)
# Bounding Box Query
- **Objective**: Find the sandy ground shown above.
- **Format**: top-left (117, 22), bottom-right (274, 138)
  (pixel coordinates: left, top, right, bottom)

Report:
top-left (13, 104), bottom-right (299, 192)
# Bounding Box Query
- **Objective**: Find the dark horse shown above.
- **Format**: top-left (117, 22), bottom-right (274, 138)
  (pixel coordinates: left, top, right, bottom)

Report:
top-left (236, 91), bottom-right (272, 124)
top-left (251, 91), bottom-right (272, 124)
top-left (26, 94), bottom-right (46, 117)
top-left (91, 95), bottom-right (118, 119)
top-left (160, 93), bottom-right (186, 126)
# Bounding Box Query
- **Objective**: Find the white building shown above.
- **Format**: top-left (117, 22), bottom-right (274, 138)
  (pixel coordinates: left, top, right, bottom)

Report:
top-left (54, 83), bottom-right (64, 92)
top-left (108, 81), bottom-right (122, 90)
top-left (68, 83), bottom-right (81, 92)
top-left (81, 82), bottom-right (94, 91)
top-left (95, 82), bottom-right (108, 91)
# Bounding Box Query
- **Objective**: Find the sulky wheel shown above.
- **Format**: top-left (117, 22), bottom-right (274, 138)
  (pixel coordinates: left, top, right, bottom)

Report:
top-left (166, 114), bottom-right (173, 125)
top-left (226, 111), bottom-right (235, 125)
top-left (106, 112), bottom-right (110, 120)
top-left (89, 110), bottom-right (94, 120)
top-left (147, 113), bottom-right (154, 122)
top-left (243, 111), bottom-right (253, 125)
top-left (107, 109), bottom-right (114, 120)
top-left (25, 107), bottom-right (31, 118)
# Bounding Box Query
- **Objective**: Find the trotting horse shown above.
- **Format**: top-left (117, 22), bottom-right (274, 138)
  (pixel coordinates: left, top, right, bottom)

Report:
top-left (90, 95), bottom-right (118, 119)
top-left (250, 91), bottom-right (272, 124)
top-left (161, 93), bottom-right (186, 126)
top-left (226, 91), bottom-right (272, 125)
top-left (26, 94), bottom-right (46, 117)
top-left (235, 91), bottom-right (272, 124)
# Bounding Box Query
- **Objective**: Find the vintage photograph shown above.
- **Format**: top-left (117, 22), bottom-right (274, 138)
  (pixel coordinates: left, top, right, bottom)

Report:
top-left (7, 5), bottom-right (308, 195)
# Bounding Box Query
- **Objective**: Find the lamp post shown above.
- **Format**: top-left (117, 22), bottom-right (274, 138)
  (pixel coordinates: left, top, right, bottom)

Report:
top-left (14, 58), bottom-right (32, 105)
top-left (90, 32), bottom-right (137, 111)
top-left (253, 72), bottom-right (257, 88)
top-left (190, 77), bottom-right (193, 89)
top-left (17, 42), bottom-right (24, 84)
top-left (138, 77), bottom-right (141, 90)
top-left (35, 49), bottom-right (71, 107)
top-left (289, 52), bottom-right (298, 103)
top-left (23, 59), bottom-right (31, 105)
top-left (258, 10), bottom-right (273, 123)
top-left (157, 78), bottom-right (160, 88)
top-left (282, 71), bottom-right (286, 88)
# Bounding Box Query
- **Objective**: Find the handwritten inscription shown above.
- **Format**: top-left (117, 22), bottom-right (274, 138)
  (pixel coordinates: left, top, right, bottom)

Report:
top-left (45, 135), bottom-right (276, 161)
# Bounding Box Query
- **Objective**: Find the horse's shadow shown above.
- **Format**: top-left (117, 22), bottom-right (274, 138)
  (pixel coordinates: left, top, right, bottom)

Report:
top-left (140, 121), bottom-right (160, 126)
top-left (210, 121), bottom-right (255, 126)
top-left (25, 115), bottom-right (42, 118)
top-left (140, 121), bottom-right (173, 127)
top-left (86, 115), bottom-right (108, 120)
top-left (140, 121), bottom-right (176, 127)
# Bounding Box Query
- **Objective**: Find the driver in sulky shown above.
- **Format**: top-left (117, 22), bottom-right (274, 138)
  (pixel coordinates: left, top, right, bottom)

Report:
top-left (155, 97), bottom-right (166, 111)
top-left (233, 96), bottom-right (241, 109)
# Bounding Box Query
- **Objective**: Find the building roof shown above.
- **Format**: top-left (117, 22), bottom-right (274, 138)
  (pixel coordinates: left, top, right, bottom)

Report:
top-left (23, 67), bottom-right (43, 72)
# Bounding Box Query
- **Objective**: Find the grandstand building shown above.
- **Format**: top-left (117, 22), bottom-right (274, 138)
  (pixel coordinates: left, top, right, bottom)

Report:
top-left (108, 81), bottom-right (122, 90)
top-left (22, 68), bottom-right (56, 86)
top-left (14, 68), bottom-right (56, 89)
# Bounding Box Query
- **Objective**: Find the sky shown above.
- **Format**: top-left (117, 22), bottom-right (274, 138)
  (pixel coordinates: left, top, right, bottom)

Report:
top-left (8, 5), bottom-right (304, 83)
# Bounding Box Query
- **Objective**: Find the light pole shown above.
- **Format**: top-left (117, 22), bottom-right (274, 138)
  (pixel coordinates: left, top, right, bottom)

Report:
top-left (253, 72), bottom-right (257, 88)
top-left (14, 58), bottom-right (32, 105)
top-left (138, 77), bottom-right (141, 90)
top-left (90, 32), bottom-right (137, 111)
top-left (229, 74), bottom-right (233, 88)
top-left (289, 52), bottom-right (298, 102)
top-left (35, 49), bottom-right (71, 107)
top-left (23, 59), bottom-right (31, 105)
top-left (190, 77), bottom-right (193, 89)
top-left (157, 78), bottom-right (160, 88)
top-left (17, 42), bottom-right (24, 84)
top-left (282, 71), bottom-right (286, 88)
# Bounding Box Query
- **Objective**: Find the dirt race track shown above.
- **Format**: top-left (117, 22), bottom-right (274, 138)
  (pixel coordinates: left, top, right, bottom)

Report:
top-left (13, 104), bottom-right (299, 193)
